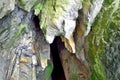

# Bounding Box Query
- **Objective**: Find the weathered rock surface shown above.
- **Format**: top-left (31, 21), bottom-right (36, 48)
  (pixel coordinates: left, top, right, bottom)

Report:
top-left (17, 0), bottom-right (39, 12)
top-left (0, 6), bottom-right (34, 80)
top-left (0, 0), bottom-right (15, 19)
top-left (39, 0), bottom-right (82, 53)
top-left (0, 0), bottom-right (120, 80)
top-left (0, 6), bottom-right (51, 80)
top-left (0, 0), bottom-right (39, 19)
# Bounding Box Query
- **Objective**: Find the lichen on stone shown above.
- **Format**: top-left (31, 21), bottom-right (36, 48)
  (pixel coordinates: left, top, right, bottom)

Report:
top-left (39, 0), bottom-right (82, 53)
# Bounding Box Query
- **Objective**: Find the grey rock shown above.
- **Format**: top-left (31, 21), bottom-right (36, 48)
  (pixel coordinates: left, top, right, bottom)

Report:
top-left (0, 0), bottom-right (15, 19)
top-left (43, 0), bottom-right (82, 44)
top-left (17, 0), bottom-right (39, 12)
top-left (40, 0), bottom-right (82, 53)
top-left (0, 5), bottom-right (51, 80)
top-left (85, 0), bottom-right (104, 36)
top-left (0, 6), bottom-right (34, 80)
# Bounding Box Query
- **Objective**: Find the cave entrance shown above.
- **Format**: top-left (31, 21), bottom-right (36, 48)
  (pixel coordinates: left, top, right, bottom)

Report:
top-left (33, 15), bottom-right (66, 80)
top-left (50, 37), bottom-right (66, 80)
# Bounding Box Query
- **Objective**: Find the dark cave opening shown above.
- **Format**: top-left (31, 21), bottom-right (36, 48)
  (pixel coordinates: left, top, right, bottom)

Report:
top-left (33, 16), bottom-right (66, 80)
top-left (33, 15), bottom-right (41, 33)
top-left (50, 37), bottom-right (66, 80)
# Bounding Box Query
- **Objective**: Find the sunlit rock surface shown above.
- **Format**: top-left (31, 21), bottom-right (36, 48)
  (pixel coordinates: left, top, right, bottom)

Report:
top-left (0, 0), bottom-right (15, 19)
top-left (17, 0), bottom-right (39, 12)
top-left (85, 0), bottom-right (104, 36)
top-left (40, 0), bottom-right (82, 53)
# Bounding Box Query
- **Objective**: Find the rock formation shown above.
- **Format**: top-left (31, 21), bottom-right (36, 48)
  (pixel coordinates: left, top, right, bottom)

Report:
top-left (0, 0), bottom-right (120, 80)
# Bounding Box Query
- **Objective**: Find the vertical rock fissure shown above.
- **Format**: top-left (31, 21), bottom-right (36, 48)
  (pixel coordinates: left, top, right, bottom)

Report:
top-left (50, 37), bottom-right (66, 80)
top-left (33, 15), bottom-right (66, 80)
top-left (33, 15), bottom-right (41, 33)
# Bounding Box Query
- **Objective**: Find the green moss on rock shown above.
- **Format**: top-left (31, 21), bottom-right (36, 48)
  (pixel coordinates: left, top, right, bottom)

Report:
top-left (87, 0), bottom-right (120, 80)
top-left (8, 24), bottom-right (27, 48)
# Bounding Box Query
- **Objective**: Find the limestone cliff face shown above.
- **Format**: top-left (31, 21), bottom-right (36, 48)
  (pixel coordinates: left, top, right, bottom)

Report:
top-left (0, 0), bottom-right (120, 80)
top-left (0, 6), bottom-right (51, 80)
top-left (39, 0), bottom-right (82, 53)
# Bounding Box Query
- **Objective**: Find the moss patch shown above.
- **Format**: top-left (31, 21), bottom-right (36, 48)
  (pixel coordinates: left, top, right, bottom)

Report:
top-left (87, 0), bottom-right (120, 80)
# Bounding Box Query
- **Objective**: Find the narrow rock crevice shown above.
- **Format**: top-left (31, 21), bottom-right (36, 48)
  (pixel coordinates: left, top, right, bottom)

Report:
top-left (33, 15), bottom-right (66, 80)
top-left (50, 37), bottom-right (66, 80)
top-left (33, 15), bottom-right (41, 33)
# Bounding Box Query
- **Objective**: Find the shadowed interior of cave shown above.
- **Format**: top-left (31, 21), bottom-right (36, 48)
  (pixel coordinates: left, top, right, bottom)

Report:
top-left (33, 15), bottom-right (41, 33)
top-left (33, 15), bottom-right (66, 80)
top-left (50, 37), bottom-right (66, 80)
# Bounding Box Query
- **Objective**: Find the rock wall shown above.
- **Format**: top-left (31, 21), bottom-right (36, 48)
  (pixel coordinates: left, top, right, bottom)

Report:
top-left (0, 0), bottom-right (120, 80)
